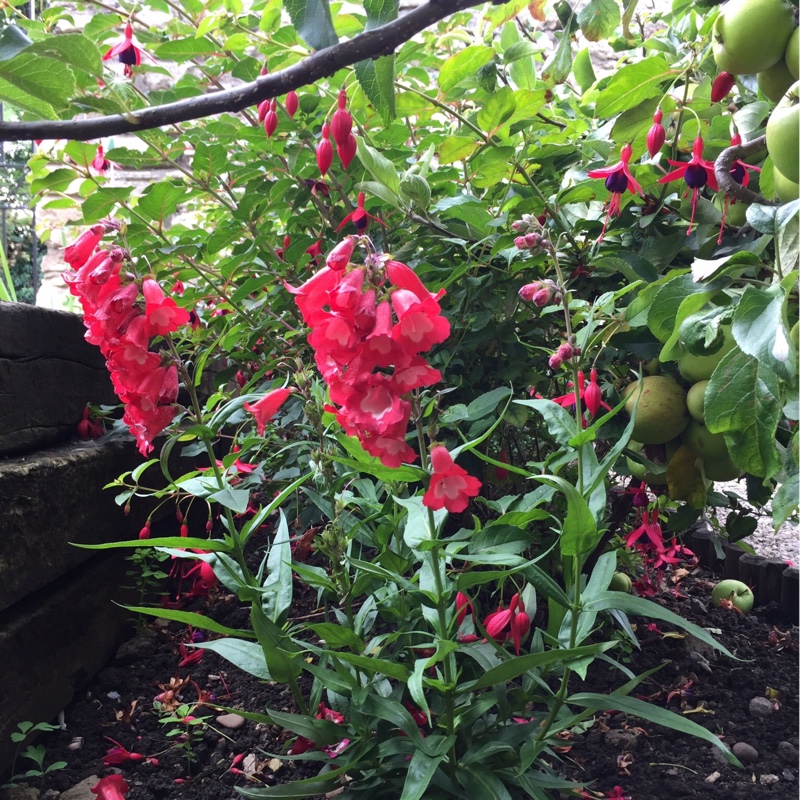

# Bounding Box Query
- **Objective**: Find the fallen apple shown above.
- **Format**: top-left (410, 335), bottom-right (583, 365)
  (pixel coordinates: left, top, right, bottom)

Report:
top-left (609, 572), bottom-right (633, 593)
top-left (711, 579), bottom-right (754, 613)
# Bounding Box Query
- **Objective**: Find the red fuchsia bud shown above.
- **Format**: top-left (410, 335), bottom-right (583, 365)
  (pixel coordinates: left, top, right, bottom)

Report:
top-left (330, 89), bottom-right (352, 148)
top-left (257, 99), bottom-right (270, 122)
top-left (338, 133), bottom-right (357, 170)
top-left (180, 523), bottom-right (189, 537)
top-left (455, 591), bottom-right (473, 625)
top-left (326, 237), bottom-right (356, 271)
top-left (730, 132), bottom-right (742, 147)
top-left (285, 90), bottom-right (299, 119)
top-left (206, 519), bottom-right (213, 534)
top-left (264, 101), bottom-right (278, 138)
top-left (646, 109), bottom-right (666, 158)
top-left (176, 510), bottom-right (183, 523)
top-left (496, 448), bottom-right (509, 481)
top-left (711, 71), bottom-right (736, 103)
top-left (138, 521), bottom-right (151, 540)
top-left (510, 610), bottom-right (531, 655)
top-left (316, 123), bottom-right (333, 176)
top-left (260, 65), bottom-right (269, 76)
top-left (556, 342), bottom-right (575, 362)
top-left (235, 370), bottom-right (247, 388)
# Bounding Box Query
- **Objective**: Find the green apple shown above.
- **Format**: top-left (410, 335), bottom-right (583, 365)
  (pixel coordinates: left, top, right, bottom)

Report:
top-left (774, 165), bottom-right (800, 202)
top-left (609, 573), bottom-right (633, 593)
top-left (703, 453), bottom-right (744, 480)
top-left (622, 376), bottom-right (691, 445)
top-left (758, 59), bottom-right (795, 102)
top-left (712, 0), bottom-right (795, 74)
top-left (767, 80), bottom-right (800, 183)
top-left (787, 27), bottom-right (799, 80)
top-left (678, 325), bottom-right (737, 383)
top-left (682, 419), bottom-right (730, 460)
top-left (714, 192), bottom-right (748, 226)
top-left (711, 579), bottom-right (754, 612)
top-left (686, 380), bottom-right (709, 423)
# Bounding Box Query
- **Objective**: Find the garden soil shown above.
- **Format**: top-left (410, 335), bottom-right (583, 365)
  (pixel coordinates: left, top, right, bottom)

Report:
top-left (7, 562), bottom-right (798, 800)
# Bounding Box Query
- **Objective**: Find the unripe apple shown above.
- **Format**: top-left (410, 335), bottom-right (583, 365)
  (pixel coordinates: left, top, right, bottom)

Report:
top-left (774, 165), bottom-right (800, 202)
top-left (786, 27), bottom-right (799, 80)
top-left (703, 453), bottom-right (744, 481)
top-left (609, 573), bottom-right (633, 593)
top-left (767, 80), bottom-right (800, 183)
top-left (711, 579), bottom-right (754, 613)
top-left (622, 376), bottom-right (690, 444)
top-left (686, 380), bottom-right (709, 423)
top-left (678, 325), bottom-right (736, 383)
top-left (682, 419), bottom-right (731, 460)
top-left (712, 0), bottom-right (795, 74)
top-left (758, 59), bottom-right (795, 102)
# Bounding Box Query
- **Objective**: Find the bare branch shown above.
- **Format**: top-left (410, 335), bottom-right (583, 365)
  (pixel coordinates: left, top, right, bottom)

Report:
top-left (714, 135), bottom-right (777, 207)
top-left (0, 0), bottom-right (484, 142)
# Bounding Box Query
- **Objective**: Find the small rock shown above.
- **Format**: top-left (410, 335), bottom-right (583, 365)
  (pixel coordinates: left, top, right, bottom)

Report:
top-left (216, 712), bottom-right (246, 730)
top-left (243, 754), bottom-right (258, 775)
top-left (114, 632), bottom-right (156, 664)
top-left (665, 768), bottom-right (680, 776)
top-left (60, 777), bottom-right (101, 800)
top-left (732, 742), bottom-right (760, 764)
top-left (705, 771), bottom-right (721, 783)
top-left (759, 774), bottom-right (780, 786)
top-left (749, 696), bottom-right (775, 720)
top-left (268, 758), bottom-right (283, 772)
top-left (778, 741), bottom-right (799, 763)
top-left (0, 785), bottom-right (40, 800)
top-left (41, 791), bottom-right (60, 800)
top-left (604, 729), bottom-right (639, 751)
top-left (67, 736), bottom-right (83, 751)
top-left (782, 770), bottom-right (795, 783)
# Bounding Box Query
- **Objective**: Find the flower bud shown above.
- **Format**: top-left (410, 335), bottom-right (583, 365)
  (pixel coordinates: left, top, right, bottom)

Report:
top-left (711, 72), bottom-right (735, 103)
top-left (646, 109), bottom-right (666, 158)
top-left (326, 237), bottom-right (356, 271)
top-left (138, 522), bottom-right (151, 540)
top-left (316, 123), bottom-right (333, 176)
top-left (532, 288), bottom-right (552, 307)
top-left (285, 90), bottom-right (299, 119)
top-left (264, 100), bottom-right (278, 138)
top-left (548, 353), bottom-right (563, 369)
top-left (518, 281), bottom-right (544, 302)
top-left (257, 99), bottom-right (270, 122)
top-left (330, 89), bottom-right (353, 148)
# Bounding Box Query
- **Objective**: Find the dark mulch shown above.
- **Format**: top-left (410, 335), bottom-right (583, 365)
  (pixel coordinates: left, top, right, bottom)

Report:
top-left (7, 563), bottom-right (799, 800)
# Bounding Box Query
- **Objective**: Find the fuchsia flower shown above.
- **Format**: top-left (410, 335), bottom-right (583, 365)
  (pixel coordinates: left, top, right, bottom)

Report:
top-left (243, 386), bottom-right (292, 436)
top-left (263, 100), bottom-right (279, 138)
top-left (91, 775), bottom-right (129, 800)
top-left (103, 737), bottom-right (145, 766)
top-left (483, 593), bottom-right (531, 655)
top-left (455, 591), bottom-right (474, 625)
top-left (102, 22), bottom-right (144, 78)
top-left (646, 109), bottom-right (666, 158)
top-left (316, 123), bottom-right (333, 176)
top-left (587, 143), bottom-right (643, 241)
top-left (551, 370), bottom-right (610, 419)
top-left (658, 136), bottom-right (718, 235)
top-left (625, 509), bottom-right (664, 550)
top-left (423, 447), bottom-right (482, 513)
top-left (716, 133), bottom-right (761, 244)
top-left (285, 90), bottom-right (299, 119)
top-left (337, 192), bottom-right (387, 232)
top-left (288, 704), bottom-right (348, 757)
top-left (652, 539), bottom-right (696, 569)
top-left (92, 146), bottom-right (112, 174)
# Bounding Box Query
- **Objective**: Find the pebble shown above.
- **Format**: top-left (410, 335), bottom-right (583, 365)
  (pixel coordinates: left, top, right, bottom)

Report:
top-left (778, 741), bottom-right (799, 763)
top-left (782, 770), bottom-right (796, 783)
top-left (759, 774), bottom-right (780, 786)
top-left (604, 729), bottom-right (639, 751)
top-left (59, 777), bottom-right (100, 800)
top-left (216, 712), bottom-right (246, 730)
top-left (732, 742), bottom-right (759, 764)
top-left (705, 771), bottom-right (721, 783)
top-left (0, 785), bottom-right (40, 800)
top-left (749, 696), bottom-right (776, 720)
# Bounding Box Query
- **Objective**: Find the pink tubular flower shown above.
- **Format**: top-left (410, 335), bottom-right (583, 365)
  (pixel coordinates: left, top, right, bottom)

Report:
top-left (483, 594), bottom-right (531, 655)
top-left (91, 775), bottom-right (130, 800)
top-left (583, 369), bottom-right (611, 417)
top-left (92, 146), bottom-right (111, 174)
top-left (102, 22), bottom-right (144, 78)
top-left (711, 72), bottom-right (736, 103)
top-left (587, 143), bottom-right (643, 241)
top-left (455, 591), bottom-right (474, 625)
top-left (64, 224), bottom-right (105, 269)
top-left (326, 237), bottom-right (356, 271)
top-left (317, 123), bottom-right (333, 177)
top-left (658, 136), bottom-right (718, 235)
top-left (142, 278), bottom-right (190, 336)
top-left (243, 386), bottom-right (292, 436)
top-left (103, 737), bottom-right (145, 766)
top-left (423, 446), bottom-right (481, 513)
top-left (646, 109), bottom-right (666, 158)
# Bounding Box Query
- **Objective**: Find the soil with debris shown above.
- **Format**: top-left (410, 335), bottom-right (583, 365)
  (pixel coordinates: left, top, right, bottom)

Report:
top-left (4, 564), bottom-right (798, 800)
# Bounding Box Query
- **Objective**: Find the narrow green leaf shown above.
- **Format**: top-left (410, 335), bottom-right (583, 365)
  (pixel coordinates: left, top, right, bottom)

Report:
top-left (400, 749), bottom-right (444, 800)
top-left (568, 693), bottom-right (741, 766)
top-left (534, 475), bottom-right (598, 557)
top-left (192, 638), bottom-right (270, 679)
top-left (74, 536), bottom-right (231, 551)
top-left (122, 606), bottom-right (255, 638)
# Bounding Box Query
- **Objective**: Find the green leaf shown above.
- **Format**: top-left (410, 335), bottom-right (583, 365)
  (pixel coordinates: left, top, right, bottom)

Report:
top-left (75, 536), bottom-right (231, 551)
top-left (353, 0), bottom-right (398, 122)
top-left (438, 135), bottom-right (478, 164)
top-left (401, 750), bottom-right (445, 800)
top-left (355, 139), bottom-right (401, 194)
top-left (690, 250), bottom-right (762, 282)
top-left (25, 34), bottom-right (103, 76)
top-left (573, 47), bottom-right (597, 94)
top-left (705, 350), bottom-right (783, 479)
top-left (192, 638), bottom-right (270, 679)
top-left (456, 766), bottom-right (513, 800)
top-left (578, 0), bottom-right (620, 41)
top-left (82, 187), bottom-right (134, 223)
top-left (541, 29), bottom-right (572, 86)
top-left (439, 45), bottom-right (495, 94)
top-left (137, 182), bottom-right (186, 226)
top-left (263, 510), bottom-right (294, 622)
top-left (567, 693), bottom-right (741, 766)
top-left (0, 53), bottom-right (74, 110)
top-left (267, 709), bottom-right (343, 747)
top-left (477, 86), bottom-right (516, 132)
top-left (283, 0), bottom-right (339, 50)
top-left (210, 486), bottom-right (251, 514)
top-left (306, 623), bottom-right (364, 652)
top-left (461, 644), bottom-right (614, 692)
top-left (251, 602), bottom-right (302, 684)
top-left (0, 26), bottom-right (32, 61)
top-left (584, 592), bottom-right (735, 657)
top-left (595, 56), bottom-right (675, 117)
top-left (154, 36), bottom-right (220, 60)
top-left (646, 272), bottom-right (707, 345)
top-left (237, 779), bottom-right (340, 798)
top-left (533, 475), bottom-right (598, 558)
top-left (122, 606), bottom-right (255, 638)
top-left (514, 399), bottom-right (578, 447)
top-left (732, 285), bottom-right (793, 377)
top-left (320, 649), bottom-right (411, 681)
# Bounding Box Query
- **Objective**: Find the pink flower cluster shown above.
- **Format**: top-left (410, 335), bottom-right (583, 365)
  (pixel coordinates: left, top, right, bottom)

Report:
top-left (63, 224), bottom-right (189, 455)
top-left (287, 239), bottom-right (449, 467)
top-left (288, 703), bottom-right (349, 757)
